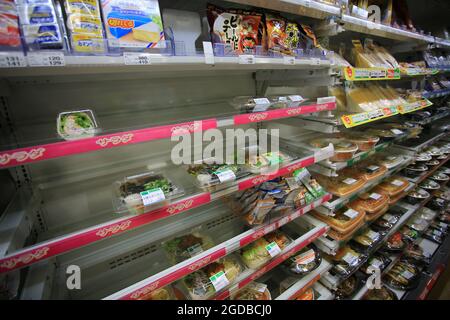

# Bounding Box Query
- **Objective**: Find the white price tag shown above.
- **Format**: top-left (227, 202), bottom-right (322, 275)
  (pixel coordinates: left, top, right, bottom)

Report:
top-left (303, 0), bottom-right (311, 7)
top-left (202, 41), bottom-right (215, 65)
top-left (402, 270), bottom-right (415, 280)
top-left (27, 52), bottom-right (66, 67)
top-left (316, 96), bottom-right (336, 105)
top-left (215, 169), bottom-right (236, 183)
top-left (124, 52), bottom-right (152, 65)
top-left (140, 188), bottom-right (165, 206)
top-left (239, 54), bottom-right (255, 64)
top-left (391, 129), bottom-right (403, 135)
top-left (288, 95), bottom-right (304, 102)
top-left (370, 193), bottom-right (382, 200)
top-left (266, 241), bottom-right (282, 258)
top-left (391, 179), bottom-right (404, 187)
top-left (343, 209), bottom-right (359, 219)
top-left (383, 214), bottom-right (397, 224)
top-left (342, 252), bottom-right (358, 265)
top-left (209, 271), bottom-right (230, 292)
top-left (343, 178), bottom-right (357, 185)
top-left (187, 243), bottom-right (203, 257)
top-left (283, 56), bottom-right (296, 65)
top-left (367, 230), bottom-right (380, 241)
top-left (295, 249), bottom-right (316, 265)
top-left (367, 165), bottom-right (380, 172)
top-left (0, 53), bottom-right (27, 68)
top-left (440, 222), bottom-right (448, 228)
top-left (370, 258), bottom-right (383, 269)
top-left (433, 230), bottom-right (443, 237)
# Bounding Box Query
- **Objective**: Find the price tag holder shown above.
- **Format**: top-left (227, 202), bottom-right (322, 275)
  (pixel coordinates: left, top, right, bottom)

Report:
top-left (124, 52), bottom-right (152, 65)
top-left (239, 55), bottom-right (255, 64)
top-left (214, 168), bottom-right (236, 183)
top-left (140, 188), bottom-right (166, 206)
top-left (27, 52), bottom-right (66, 67)
top-left (209, 271), bottom-right (230, 292)
top-left (266, 241), bottom-right (282, 258)
top-left (202, 41), bottom-right (215, 65)
top-left (283, 56), bottom-right (296, 65)
top-left (0, 53), bottom-right (27, 68)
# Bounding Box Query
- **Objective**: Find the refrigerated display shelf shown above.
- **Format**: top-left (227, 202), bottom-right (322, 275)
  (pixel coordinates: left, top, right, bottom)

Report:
top-left (0, 101), bottom-right (336, 169)
top-left (98, 196), bottom-right (330, 300)
top-left (397, 132), bottom-right (448, 154)
top-left (0, 143), bottom-right (333, 274)
top-left (213, 222), bottom-right (329, 300)
top-left (406, 157), bottom-right (450, 186)
top-left (275, 259), bottom-right (332, 300)
top-left (316, 155), bottom-right (414, 215)
top-left (423, 89), bottom-right (450, 99)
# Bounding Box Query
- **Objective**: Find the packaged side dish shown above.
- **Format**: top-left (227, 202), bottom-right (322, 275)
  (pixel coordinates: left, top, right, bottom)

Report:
top-left (331, 246), bottom-right (365, 278)
top-left (232, 282), bottom-right (272, 300)
top-left (282, 244), bottom-right (321, 276)
top-left (354, 161), bottom-right (387, 181)
top-left (310, 138), bottom-right (358, 162)
top-left (337, 132), bottom-right (380, 151)
top-left (374, 177), bottom-right (409, 197)
top-left (114, 171), bottom-right (184, 214)
top-left (352, 228), bottom-right (382, 253)
top-left (57, 109), bottom-right (99, 140)
top-left (362, 286), bottom-right (398, 300)
top-left (384, 261), bottom-right (420, 290)
top-left (162, 230), bottom-right (215, 264)
top-left (311, 207), bottom-right (365, 235)
top-left (182, 255), bottom-right (244, 300)
top-left (349, 191), bottom-right (390, 214)
top-left (314, 173), bottom-right (366, 197)
top-left (139, 285), bottom-right (176, 300)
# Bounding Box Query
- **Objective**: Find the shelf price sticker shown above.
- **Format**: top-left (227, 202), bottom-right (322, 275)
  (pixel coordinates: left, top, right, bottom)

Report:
top-left (295, 249), bottom-right (316, 265)
top-left (239, 54), bottom-right (255, 64)
top-left (124, 52), bottom-right (152, 65)
top-left (27, 52), bottom-right (66, 67)
top-left (0, 53), bottom-right (27, 68)
top-left (283, 56), bottom-right (296, 65)
top-left (140, 188), bottom-right (165, 206)
top-left (341, 106), bottom-right (399, 128)
top-left (209, 271), bottom-right (230, 292)
top-left (343, 67), bottom-right (400, 81)
top-left (265, 241), bottom-right (282, 258)
top-left (214, 168), bottom-right (236, 183)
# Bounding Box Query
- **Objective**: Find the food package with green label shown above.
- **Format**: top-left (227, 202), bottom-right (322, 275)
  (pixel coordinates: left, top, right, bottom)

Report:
top-left (186, 157), bottom-right (250, 192)
top-left (242, 145), bottom-right (295, 174)
top-left (181, 254), bottom-right (244, 300)
top-left (57, 109), bottom-right (99, 140)
top-left (114, 171), bottom-right (185, 215)
top-left (162, 228), bottom-right (215, 265)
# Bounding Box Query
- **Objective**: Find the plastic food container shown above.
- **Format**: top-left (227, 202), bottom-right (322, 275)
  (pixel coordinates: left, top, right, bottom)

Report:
top-left (415, 153), bottom-right (432, 162)
top-left (354, 161), bottom-right (387, 181)
top-left (162, 230), bottom-right (215, 264)
top-left (338, 132), bottom-right (380, 151)
top-left (430, 173), bottom-right (449, 182)
top-left (314, 173), bottom-right (366, 197)
top-left (57, 109), bottom-right (99, 141)
top-left (268, 95), bottom-right (308, 108)
top-left (362, 286), bottom-right (398, 300)
top-left (425, 159), bottom-right (440, 167)
top-left (349, 191), bottom-right (390, 214)
top-left (383, 232), bottom-right (406, 252)
top-left (335, 275), bottom-right (360, 300)
top-left (405, 188), bottom-right (430, 205)
top-left (373, 212), bottom-right (400, 231)
top-left (374, 154), bottom-right (403, 169)
top-left (312, 207), bottom-right (365, 234)
top-left (331, 246), bottom-right (365, 278)
top-left (420, 179), bottom-right (441, 191)
top-left (229, 96), bottom-right (275, 113)
top-left (366, 128), bottom-right (396, 140)
top-left (114, 171), bottom-right (185, 215)
top-left (282, 244), bottom-right (322, 276)
top-left (384, 261), bottom-right (420, 290)
top-left (232, 282), bottom-right (272, 300)
top-left (243, 146), bottom-right (294, 174)
top-left (374, 177), bottom-right (409, 197)
top-left (404, 244), bottom-right (431, 265)
top-left (407, 217), bottom-right (428, 232)
top-left (360, 253), bottom-right (392, 275)
top-left (187, 159), bottom-right (250, 192)
top-left (404, 164), bottom-right (428, 178)
top-left (182, 254), bottom-right (244, 300)
top-left (309, 138), bottom-right (358, 162)
top-left (364, 203), bottom-right (390, 222)
top-left (352, 228), bottom-right (382, 253)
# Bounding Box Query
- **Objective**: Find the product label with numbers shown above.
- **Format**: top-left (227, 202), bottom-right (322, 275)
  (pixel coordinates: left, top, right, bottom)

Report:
top-left (343, 209), bottom-right (359, 219)
top-left (214, 169), bottom-right (236, 183)
top-left (265, 241), bottom-right (282, 258)
top-left (0, 54), bottom-right (27, 68)
top-left (239, 54), bottom-right (255, 64)
top-left (140, 188), bottom-right (166, 206)
top-left (27, 52), bottom-right (66, 67)
top-left (123, 53), bottom-right (152, 65)
top-left (209, 271), bottom-right (230, 292)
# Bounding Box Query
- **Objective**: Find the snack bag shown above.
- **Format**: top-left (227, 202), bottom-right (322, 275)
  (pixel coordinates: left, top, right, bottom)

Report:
top-left (0, 0), bottom-right (22, 48)
top-left (265, 13), bottom-right (287, 54)
top-left (283, 21), bottom-right (300, 54)
top-left (238, 12), bottom-right (261, 54)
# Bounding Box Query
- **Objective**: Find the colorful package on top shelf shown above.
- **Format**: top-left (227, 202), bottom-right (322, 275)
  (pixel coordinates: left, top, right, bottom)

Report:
top-left (16, 0), bottom-right (65, 50)
top-left (62, 0), bottom-right (106, 54)
top-left (0, 0), bottom-right (22, 49)
top-left (100, 0), bottom-right (165, 49)
top-left (351, 39), bottom-right (399, 69)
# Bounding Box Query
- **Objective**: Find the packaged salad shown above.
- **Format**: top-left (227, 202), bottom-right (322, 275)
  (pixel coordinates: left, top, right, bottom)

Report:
top-left (182, 255), bottom-right (244, 300)
top-left (162, 229), bottom-right (215, 265)
top-left (114, 171), bottom-right (184, 214)
top-left (57, 109), bottom-right (99, 140)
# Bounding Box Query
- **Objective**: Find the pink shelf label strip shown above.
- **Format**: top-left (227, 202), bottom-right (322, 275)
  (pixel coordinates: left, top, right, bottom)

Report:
top-left (233, 102), bottom-right (336, 126)
top-left (0, 193), bottom-right (211, 273)
top-left (0, 119), bottom-right (218, 168)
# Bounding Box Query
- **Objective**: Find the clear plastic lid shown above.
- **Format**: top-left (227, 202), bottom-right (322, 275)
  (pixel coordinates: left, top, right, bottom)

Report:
top-left (57, 109), bottom-right (100, 141)
top-left (181, 254), bottom-right (244, 300)
top-left (232, 282), bottom-right (272, 300)
top-left (242, 145), bottom-right (295, 174)
top-left (113, 171), bottom-right (185, 215)
top-left (229, 96), bottom-right (275, 113)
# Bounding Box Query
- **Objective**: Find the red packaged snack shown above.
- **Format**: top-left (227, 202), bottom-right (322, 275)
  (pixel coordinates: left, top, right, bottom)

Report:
top-left (265, 13), bottom-right (287, 54)
top-left (0, 0), bottom-right (21, 48)
top-left (207, 4), bottom-right (261, 55)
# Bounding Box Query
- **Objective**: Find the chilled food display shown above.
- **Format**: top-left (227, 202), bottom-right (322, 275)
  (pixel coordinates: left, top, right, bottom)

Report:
top-left (232, 282), bottom-right (271, 300)
top-left (337, 132), bottom-right (380, 151)
top-left (312, 207), bottom-right (365, 241)
top-left (362, 286), bottom-right (398, 300)
top-left (374, 154), bottom-right (404, 169)
top-left (162, 231), bottom-right (215, 264)
top-left (330, 246), bottom-right (366, 278)
top-left (405, 188), bottom-right (430, 205)
top-left (57, 110), bottom-right (98, 140)
top-left (309, 138), bottom-right (358, 162)
top-left (384, 260), bottom-right (420, 290)
top-left (115, 172), bottom-right (184, 214)
top-left (282, 244), bottom-right (321, 276)
top-left (182, 255), bottom-right (243, 300)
